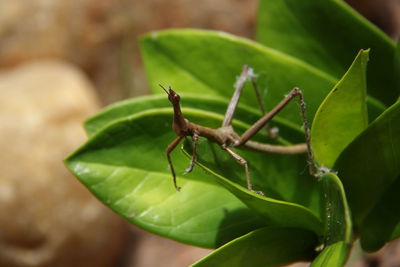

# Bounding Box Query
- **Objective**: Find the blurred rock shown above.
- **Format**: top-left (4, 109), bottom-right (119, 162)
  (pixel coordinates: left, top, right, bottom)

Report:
top-left (0, 60), bottom-right (127, 267)
top-left (126, 227), bottom-right (212, 267)
top-left (353, 239), bottom-right (400, 267)
top-left (0, 0), bottom-right (258, 103)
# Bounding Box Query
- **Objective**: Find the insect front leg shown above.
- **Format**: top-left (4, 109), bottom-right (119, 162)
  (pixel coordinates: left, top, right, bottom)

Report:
top-left (166, 136), bottom-right (184, 191)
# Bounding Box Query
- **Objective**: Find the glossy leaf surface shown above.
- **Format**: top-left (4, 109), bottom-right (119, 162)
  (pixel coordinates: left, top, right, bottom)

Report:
top-left (66, 109), bottom-right (269, 248)
top-left (140, 29), bottom-right (336, 125)
top-left (66, 102), bottom-right (323, 248)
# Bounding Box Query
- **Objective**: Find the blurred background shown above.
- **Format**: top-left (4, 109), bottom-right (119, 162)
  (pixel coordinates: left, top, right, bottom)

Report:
top-left (0, 0), bottom-right (399, 266)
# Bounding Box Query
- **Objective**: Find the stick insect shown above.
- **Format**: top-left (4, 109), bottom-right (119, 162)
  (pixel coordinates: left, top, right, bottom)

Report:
top-left (163, 65), bottom-right (318, 195)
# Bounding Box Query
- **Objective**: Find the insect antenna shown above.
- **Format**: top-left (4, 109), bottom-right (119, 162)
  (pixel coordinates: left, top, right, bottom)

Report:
top-left (159, 84), bottom-right (170, 94)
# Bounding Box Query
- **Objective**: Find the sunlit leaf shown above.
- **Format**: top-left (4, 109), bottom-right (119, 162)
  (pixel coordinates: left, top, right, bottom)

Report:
top-left (311, 50), bottom-right (368, 168)
top-left (140, 29), bottom-right (337, 125)
top-left (66, 108), bottom-right (270, 248)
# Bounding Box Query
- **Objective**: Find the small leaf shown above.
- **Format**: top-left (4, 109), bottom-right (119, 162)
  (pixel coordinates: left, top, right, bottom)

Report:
top-left (334, 99), bottom-right (400, 224)
top-left (318, 173), bottom-right (352, 245)
top-left (140, 29), bottom-right (337, 125)
top-left (257, 0), bottom-right (398, 106)
top-left (311, 173), bottom-right (352, 266)
top-left (311, 50), bottom-right (369, 168)
top-left (192, 227), bottom-right (318, 267)
top-left (311, 241), bottom-right (350, 267)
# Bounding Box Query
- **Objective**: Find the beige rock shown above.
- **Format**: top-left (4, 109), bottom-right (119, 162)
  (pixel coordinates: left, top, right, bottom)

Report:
top-left (0, 60), bottom-right (127, 267)
top-left (126, 227), bottom-right (212, 267)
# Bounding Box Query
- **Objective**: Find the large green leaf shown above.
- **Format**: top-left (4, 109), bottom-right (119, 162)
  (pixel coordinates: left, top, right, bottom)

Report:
top-left (66, 109), bottom-right (270, 248)
top-left (192, 227), bottom-right (318, 267)
top-left (334, 99), bottom-right (400, 225)
top-left (311, 50), bottom-right (368, 168)
top-left (140, 29), bottom-right (337, 125)
top-left (66, 102), bottom-right (323, 248)
top-left (257, 0), bottom-right (398, 106)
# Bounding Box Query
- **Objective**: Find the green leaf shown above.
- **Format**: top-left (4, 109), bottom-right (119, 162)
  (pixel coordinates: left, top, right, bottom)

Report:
top-left (192, 227), bottom-right (318, 267)
top-left (311, 241), bottom-right (350, 267)
top-left (257, 0), bottom-right (398, 106)
top-left (334, 99), bottom-right (400, 224)
top-left (359, 176), bottom-right (400, 252)
top-left (318, 173), bottom-right (352, 245)
top-left (310, 173), bottom-right (352, 266)
top-left (311, 50), bottom-right (369, 168)
top-left (140, 29), bottom-right (337, 125)
top-left (183, 143), bottom-right (323, 235)
top-left (66, 109), bottom-right (269, 248)
top-left (85, 94), bottom-right (305, 144)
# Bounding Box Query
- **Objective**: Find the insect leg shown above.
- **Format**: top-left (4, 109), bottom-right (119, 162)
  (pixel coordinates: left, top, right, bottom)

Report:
top-left (185, 132), bottom-right (199, 173)
top-left (221, 145), bottom-right (264, 195)
top-left (166, 136), bottom-right (184, 191)
top-left (236, 88), bottom-right (318, 177)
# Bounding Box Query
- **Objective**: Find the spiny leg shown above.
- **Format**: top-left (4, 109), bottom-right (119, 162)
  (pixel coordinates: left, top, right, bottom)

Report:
top-left (221, 145), bottom-right (264, 196)
top-left (185, 132), bottom-right (199, 173)
top-left (296, 89), bottom-right (318, 177)
top-left (166, 136), bottom-right (184, 191)
top-left (236, 88), bottom-right (318, 177)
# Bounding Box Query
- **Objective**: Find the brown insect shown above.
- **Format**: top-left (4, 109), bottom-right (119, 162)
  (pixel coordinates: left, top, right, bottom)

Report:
top-left (162, 65), bottom-right (317, 195)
